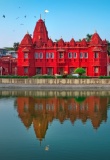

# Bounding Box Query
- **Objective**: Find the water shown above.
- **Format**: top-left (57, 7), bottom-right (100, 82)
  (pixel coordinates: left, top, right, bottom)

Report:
top-left (0, 90), bottom-right (110, 160)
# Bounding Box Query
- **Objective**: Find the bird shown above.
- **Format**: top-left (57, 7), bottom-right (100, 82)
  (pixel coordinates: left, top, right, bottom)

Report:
top-left (34, 16), bottom-right (36, 18)
top-left (20, 23), bottom-right (24, 25)
top-left (24, 15), bottom-right (26, 18)
top-left (16, 17), bottom-right (19, 20)
top-left (3, 15), bottom-right (5, 18)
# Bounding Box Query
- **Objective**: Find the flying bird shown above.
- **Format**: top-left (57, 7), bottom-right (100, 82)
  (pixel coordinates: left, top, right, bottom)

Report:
top-left (3, 15), bottom-right (5, 18)
top-left (44, 9), bottom-right (49, 13)
top-left (16, 17), bottom-right (19, 20)
top-left (20, 23), bottom-right (24, 25)
top-left (24, 15), bottom-right (26, 18)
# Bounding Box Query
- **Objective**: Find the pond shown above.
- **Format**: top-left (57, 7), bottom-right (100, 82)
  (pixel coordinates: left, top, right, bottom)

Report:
top-left (0, 90), bottom-right (110, 160)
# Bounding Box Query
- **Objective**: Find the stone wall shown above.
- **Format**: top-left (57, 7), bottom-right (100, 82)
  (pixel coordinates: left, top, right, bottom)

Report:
top-left (0, 78), bottom-right (110, 85)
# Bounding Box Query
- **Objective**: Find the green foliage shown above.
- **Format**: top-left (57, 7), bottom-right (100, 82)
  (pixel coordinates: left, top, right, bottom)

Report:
top-left (13, 42), bottom-right (19, 51)
top-left (78, 76), bottom-right (90, 79)
top-left (85, 34), bottom-right (92, 42)
top-left (0, 75), bottom-right (28, 78)
top-left (67, 75), bottom-right (78, 78)
top-left (4, 47), bottom-right (14, 51)
top-left (74, 96), bottom-right (86, 103)
top-left (67, 75), bottom-right (90, 78)
top-left (99, 76), bottom-right (110, 79)
top-left (74, 68), bottom-right (86, 75)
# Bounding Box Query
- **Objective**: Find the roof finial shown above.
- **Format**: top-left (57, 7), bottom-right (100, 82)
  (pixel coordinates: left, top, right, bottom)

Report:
top-left (95, 30), bottom-right (97, 33)
top-left (40, 14), bottom-right (41, 19)
top-left (27, 31), bottom-right (29, 34)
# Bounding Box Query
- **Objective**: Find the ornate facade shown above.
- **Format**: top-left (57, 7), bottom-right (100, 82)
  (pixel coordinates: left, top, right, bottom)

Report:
top-left (17, 18), bottom-right (108, 77)
top-left (0, 18), bottom-right (108, 76)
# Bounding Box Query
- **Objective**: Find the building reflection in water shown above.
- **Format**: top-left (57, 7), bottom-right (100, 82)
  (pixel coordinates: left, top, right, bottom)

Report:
top-left (15, 94), bottom-right (108, 141)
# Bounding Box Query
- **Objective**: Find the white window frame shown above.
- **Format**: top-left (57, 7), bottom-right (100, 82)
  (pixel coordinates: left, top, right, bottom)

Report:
top-left (80, 52), bottom-right (83, 58)
top-left (39, 52), bottom-right (43, 59)
top-left (35, 52), bottom-right (39, 59)
top-left (36, 67), bottom-right (42, 74)
top-left (94, 67), bottom-right (99, 73)
top-left (24, 67), bottom-right (28, 73)
top-left (50, 52), bottom-right (54, 58)
top-left (94, 52), bottom-right (98, 58)
top-left (68, 52), bottom-right (72, 58)
top-left (59, 52), bottom-right (64, 58)
top-left (84, 52), bottom-right (88, 58)
top-left (24, 52), bottom-right (28, 59)
top-left (46, 53), bottom-right (49, 59)
top-left (73, 52), bottom-right (77, 58)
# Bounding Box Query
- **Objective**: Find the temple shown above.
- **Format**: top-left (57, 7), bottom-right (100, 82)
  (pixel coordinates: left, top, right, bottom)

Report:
top-left (0, 18), bottom-right (109, 76)
top-left (17, 18), bottom-right (108, 77)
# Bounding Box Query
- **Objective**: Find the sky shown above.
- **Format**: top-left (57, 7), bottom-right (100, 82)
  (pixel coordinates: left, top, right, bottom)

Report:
top-left (0, 0), bottom-right (110, 48)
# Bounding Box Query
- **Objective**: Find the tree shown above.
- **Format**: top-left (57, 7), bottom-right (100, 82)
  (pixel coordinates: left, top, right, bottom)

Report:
top-left (74, 68), bottom-right (86, 76)
top-left (107, 40), bottom-right (110, 53)
top-left (13, 42), bottom-right (19, 51)
top-left (85, 34), bottom-right (92, 42)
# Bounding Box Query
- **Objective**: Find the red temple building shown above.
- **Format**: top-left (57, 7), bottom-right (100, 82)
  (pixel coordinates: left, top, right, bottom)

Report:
top-left (17, 18), bottom-right (108, 77)
top-left (0, 18), bottom-right (108, 76)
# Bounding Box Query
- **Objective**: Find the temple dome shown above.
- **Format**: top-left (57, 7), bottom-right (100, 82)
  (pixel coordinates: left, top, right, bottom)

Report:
top-left (90, 32), bottom-right (102, 45)
top-left (20, 33), bottom-right (33, 46)
top-left (80, 39), bottom-right (87, 47)
top-left (58, 38), bottom-right (65, 47)
top-left (47, 38), bottom-right (53, 47)
top-left (69, 38), bottom-right (76, 47)
top-left (33, 18), bottom-right (49, 44)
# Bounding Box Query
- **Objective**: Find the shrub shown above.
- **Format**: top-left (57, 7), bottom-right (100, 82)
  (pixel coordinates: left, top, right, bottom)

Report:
top-left (74, 68), bottom-right (86, 76)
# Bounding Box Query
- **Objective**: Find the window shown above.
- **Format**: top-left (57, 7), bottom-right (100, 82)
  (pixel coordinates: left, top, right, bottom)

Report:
top-left (69, 67), bottom-right (74, 74)
top-left (68, 52), bottom-right (72, 58)
top-left (59, 52), bottom-right (64, 58)
top-left (39, 52), bottom-right (43, 59)
top-left (36, 67), bottom-right (42, 74)
top-left (47, 67), bottom-right (53, 75)
top-left (24, 67), bottom-right (28, 73)
top-left (46, 53), bottom-right (49, 59)
top-left (94, 67), bottom-right (98, 73)
top-left (73, 52), bottom-right (77, 58)
top-left (34, 52), bottom-right (43, 59)
top-left (84, 52), bottom-right (88, 58)
top-left (35, 53), bottom-right (39, 59)
top-left (94, 52), bottom-right (98, 58)
top-left (80, 52), bottom-right (83, 58)
top-left (24, 52), bottom-right (28, 59)
top-left (50, 52), bottom-right (54, 58)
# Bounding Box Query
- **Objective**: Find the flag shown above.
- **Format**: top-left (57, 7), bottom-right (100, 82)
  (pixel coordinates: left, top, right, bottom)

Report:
top-left (45, 9), bottom-right (49, 13)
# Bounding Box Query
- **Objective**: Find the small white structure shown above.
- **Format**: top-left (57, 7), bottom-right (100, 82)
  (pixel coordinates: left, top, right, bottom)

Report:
top-left (71, 74), bottom-right (79, 77)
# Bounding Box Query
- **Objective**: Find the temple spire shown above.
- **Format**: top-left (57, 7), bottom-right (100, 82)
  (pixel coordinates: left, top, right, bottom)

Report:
top-left (40, 14), bottom-right (41, 19)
